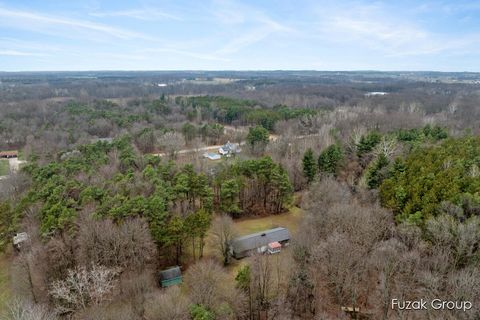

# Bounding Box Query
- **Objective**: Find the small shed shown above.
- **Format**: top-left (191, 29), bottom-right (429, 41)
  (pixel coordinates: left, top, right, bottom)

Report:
top-left (267, 242), bottom-right (282, 254)
top-left (13, 232), bottom-right (29, 251)
top-left (159, 266), bottom-right (182, 287)
top-left (0, 150), bottom-right (18, 158)
top-left (231, 227), bottom-right (290, 259)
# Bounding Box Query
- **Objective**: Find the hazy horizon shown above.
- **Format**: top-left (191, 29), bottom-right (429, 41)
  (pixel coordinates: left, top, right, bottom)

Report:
top-left (1, 69), bottom-right (479, 73)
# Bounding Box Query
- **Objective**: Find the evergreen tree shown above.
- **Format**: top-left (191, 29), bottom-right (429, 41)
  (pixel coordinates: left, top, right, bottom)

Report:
top-left (357, 131), bottom-right (381, 156)
top-left (302, 148), bottom-right (317, 183)
top-left (365, 153), bottom-right (389, 189)
top-left (220, 179), bottom-right (241, 217)
top-left (182, 122), bottom-right (197, 142)
top-left (318, 144), bottom-right (343, 175)
top-left (380, 136), bottom-right (480, 224)
top-left (246, 125), bottom-right (269, 150)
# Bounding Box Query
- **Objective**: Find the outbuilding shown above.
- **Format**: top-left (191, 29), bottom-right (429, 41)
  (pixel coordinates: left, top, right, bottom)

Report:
top-left (159, 266), bottom-right (182, 287)
top-left (13, 232), bottom-right (29, 251)
top-left (267, 241), bottom-right (282, 254)
top-left (0, 150), bottom-right (18, 159)
top-left (231, 227), bottom-right (290, 259)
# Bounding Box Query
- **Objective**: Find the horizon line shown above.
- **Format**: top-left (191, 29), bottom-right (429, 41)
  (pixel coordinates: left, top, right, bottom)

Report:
top-left (0, 69), bottom-right (478, 74)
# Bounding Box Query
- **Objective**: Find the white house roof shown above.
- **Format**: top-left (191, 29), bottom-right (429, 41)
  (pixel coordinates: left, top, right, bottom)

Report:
top-left (219, 141), bottom-right (240, 154)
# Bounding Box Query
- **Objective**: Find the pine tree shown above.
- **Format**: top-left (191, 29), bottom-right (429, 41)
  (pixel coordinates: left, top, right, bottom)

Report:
top-left (246, 125), bottom-right (269, 152)
top-left (365, 153), bottom-right (389, 189)
top-left (318, 144), bottom-right (343, 175)
top-left (302, 148), bottom-right (317, 183)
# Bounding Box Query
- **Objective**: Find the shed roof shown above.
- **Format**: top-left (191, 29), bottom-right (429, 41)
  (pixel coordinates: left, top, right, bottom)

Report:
top-left (232, 227), bottom-right (290, 253)
top-left (159, 266), bottom-right (182, 280)
top-left (268, 241), bottom-right (282, 249)
top-left (0, 150), bottom-right (18, 157)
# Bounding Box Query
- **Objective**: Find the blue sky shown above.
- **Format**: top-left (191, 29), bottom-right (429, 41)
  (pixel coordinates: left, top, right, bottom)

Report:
top-left (1, 0), bottom-right (480, 71)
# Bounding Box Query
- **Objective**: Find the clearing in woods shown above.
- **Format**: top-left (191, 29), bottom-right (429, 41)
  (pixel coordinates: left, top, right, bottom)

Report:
top-left (199, 205), bottom-right (303, 278)
top-left (226, 206), bottom-right (302, 278)
top-left (234, 206), bottom-right (303, 236)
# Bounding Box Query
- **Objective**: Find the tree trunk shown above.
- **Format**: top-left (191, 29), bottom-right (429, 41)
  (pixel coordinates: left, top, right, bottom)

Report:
top-left (192, 237), bottom-right (196, 261)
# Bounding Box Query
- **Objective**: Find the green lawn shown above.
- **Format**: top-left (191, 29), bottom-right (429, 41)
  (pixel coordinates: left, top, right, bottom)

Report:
top-left (0, 160), bottom-right (9, 176)
top-left (234, 206), bottom-right (303, 236)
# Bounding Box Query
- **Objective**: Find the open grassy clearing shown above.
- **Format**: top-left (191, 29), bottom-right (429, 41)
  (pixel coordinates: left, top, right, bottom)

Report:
top-left (234, 206), bottom-right (303, 236)
top-left (0, 160), bottom-right (9, 176)
top-left (196, 206), bottom-right (303, 278)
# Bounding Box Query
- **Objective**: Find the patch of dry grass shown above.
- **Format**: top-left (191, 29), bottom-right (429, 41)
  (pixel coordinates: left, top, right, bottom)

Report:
top-left (0, 250), bottom-right (12, 310)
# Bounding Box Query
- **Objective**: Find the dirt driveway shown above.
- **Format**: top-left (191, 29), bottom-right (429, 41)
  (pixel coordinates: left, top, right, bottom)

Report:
top-left (9, 158), bottom-right (26, 172)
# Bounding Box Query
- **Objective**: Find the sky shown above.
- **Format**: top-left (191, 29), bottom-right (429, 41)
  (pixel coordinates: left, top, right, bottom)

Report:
top-left (1, 0), bottom-right (480, 71)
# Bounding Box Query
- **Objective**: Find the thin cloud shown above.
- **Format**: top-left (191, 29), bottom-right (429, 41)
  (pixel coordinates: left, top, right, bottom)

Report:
top-left (0, 37), bottom-right (62, 51)
top-left (211, 0), bottom-right (246, 25)
top-left (312, 3), bottom-right (480, 57)
top-left (89, 9), bottom-right (181, 21)
top-left (212, 0), bottom-right (293, 55)
top-left (0, 7), bottom-right (150, 40)
top-left (141, 48), bottom-right (230, 62)
top-left (216, 28), bottom-right (276, 55)
top-left (322, 15), bottom-right (428, 54)
top-left (0, 49), bottom-right (47, 56)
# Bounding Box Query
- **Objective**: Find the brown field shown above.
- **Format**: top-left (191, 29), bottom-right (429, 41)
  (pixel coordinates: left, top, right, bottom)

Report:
top-left (0, 249), bottom-right (12, 311)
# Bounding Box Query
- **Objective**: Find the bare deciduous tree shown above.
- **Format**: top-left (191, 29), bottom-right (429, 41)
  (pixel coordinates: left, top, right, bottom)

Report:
top-left (184, 259), bottom-right (246, 318)
top-left (157, 131), bottom-right (185, 159)
top-left (49, 264), bottom-right (120, 314)
top-left (144, 286), bottom-right (190, 320)
top-left (77, 216), bottom-right (156, 270)
top-left (2, 298), bottom-right (57, 320)
top-left (210, 214), bottom-right (236, 265)
top-left (373, 136), bottom-right (397, 158)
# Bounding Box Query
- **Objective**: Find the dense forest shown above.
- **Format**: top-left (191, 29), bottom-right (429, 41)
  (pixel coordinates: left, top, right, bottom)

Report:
top-left (0, 71), bottom-right (479, 319)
